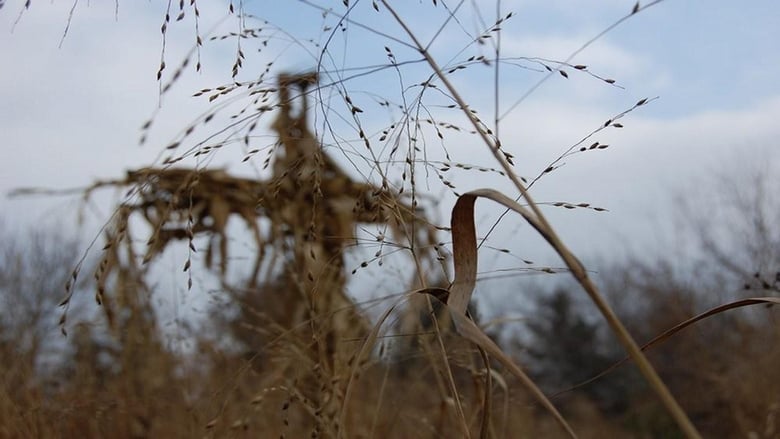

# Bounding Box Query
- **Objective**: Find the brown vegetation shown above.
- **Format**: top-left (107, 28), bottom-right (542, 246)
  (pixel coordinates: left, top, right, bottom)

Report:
top-left (3, 2), bottom-right (779, 438)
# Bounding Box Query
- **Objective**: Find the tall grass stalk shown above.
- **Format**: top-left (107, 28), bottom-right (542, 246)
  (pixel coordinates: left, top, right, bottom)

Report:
top-left (382, 1), bottom-right (701, 438)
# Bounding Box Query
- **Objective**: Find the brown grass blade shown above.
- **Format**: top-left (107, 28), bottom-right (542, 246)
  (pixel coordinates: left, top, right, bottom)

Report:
top-left (417, 190), bottom-right (578, 437)
top-left (476, 345), bottom-right (492, 439)
top-left (447, 188), bottom-right (701, 438)
top-left (554, 296), bottom-right (780, 396)
top-left (339, 296), bottom-right (403, 439)
top-left (448, 305), bottom-right (577, 438)
top-left (382, 1), bottom-right (698, 431)
top-left (448, 194), bottom-right (479, 314)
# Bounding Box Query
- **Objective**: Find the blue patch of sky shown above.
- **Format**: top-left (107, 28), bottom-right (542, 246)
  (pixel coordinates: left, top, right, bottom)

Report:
top-left (247, 1), bottom-right (780, 122)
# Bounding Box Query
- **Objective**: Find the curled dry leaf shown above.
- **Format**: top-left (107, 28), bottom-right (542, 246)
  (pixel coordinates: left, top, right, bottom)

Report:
top-left (419, 189), bottom-right (576, 438)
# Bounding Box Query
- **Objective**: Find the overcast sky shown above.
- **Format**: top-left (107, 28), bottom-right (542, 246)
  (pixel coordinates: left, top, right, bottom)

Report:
top-left (2, 1), bottom-right (779, 319)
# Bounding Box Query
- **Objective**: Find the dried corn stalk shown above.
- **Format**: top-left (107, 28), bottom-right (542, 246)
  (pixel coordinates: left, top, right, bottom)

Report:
top-left (82, 72), bottom-right (441, 433)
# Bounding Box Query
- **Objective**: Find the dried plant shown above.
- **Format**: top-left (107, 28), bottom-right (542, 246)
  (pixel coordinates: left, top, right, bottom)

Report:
top-left (6, 1), bottom-right (780, 438)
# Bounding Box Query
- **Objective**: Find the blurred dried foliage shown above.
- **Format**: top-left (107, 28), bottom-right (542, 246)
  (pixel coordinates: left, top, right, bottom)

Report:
top-left (4, 1), bottom-right (780, 438)
top-left (3, 168), bottom-right (779, 438)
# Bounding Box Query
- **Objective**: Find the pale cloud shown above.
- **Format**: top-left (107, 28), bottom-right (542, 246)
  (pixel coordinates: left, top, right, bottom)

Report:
top-left (0, 1), bottom-right (257, 226)
top-left (420, 88), bottom-right (780, 271)
top-left (495, 33), bottom-right (671, 105)
top-left (1, 0), bottom-right (778, 266)
top-left (2, 1), bottom-right (780, 332)
top-left (503, 34), bottom-right (648, 74)
top-left (497, 94), bottom-right (780, 260)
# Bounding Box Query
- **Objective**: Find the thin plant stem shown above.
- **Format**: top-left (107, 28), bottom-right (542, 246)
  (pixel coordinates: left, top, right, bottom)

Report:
top-left (381, 2), bottom-right (702, 438)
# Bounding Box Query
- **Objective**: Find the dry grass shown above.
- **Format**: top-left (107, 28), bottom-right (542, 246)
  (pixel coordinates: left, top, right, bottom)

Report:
top-left (2, 204), bottom-right (779, 438)
top-left (4, 1), bottom-right (780, 438)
